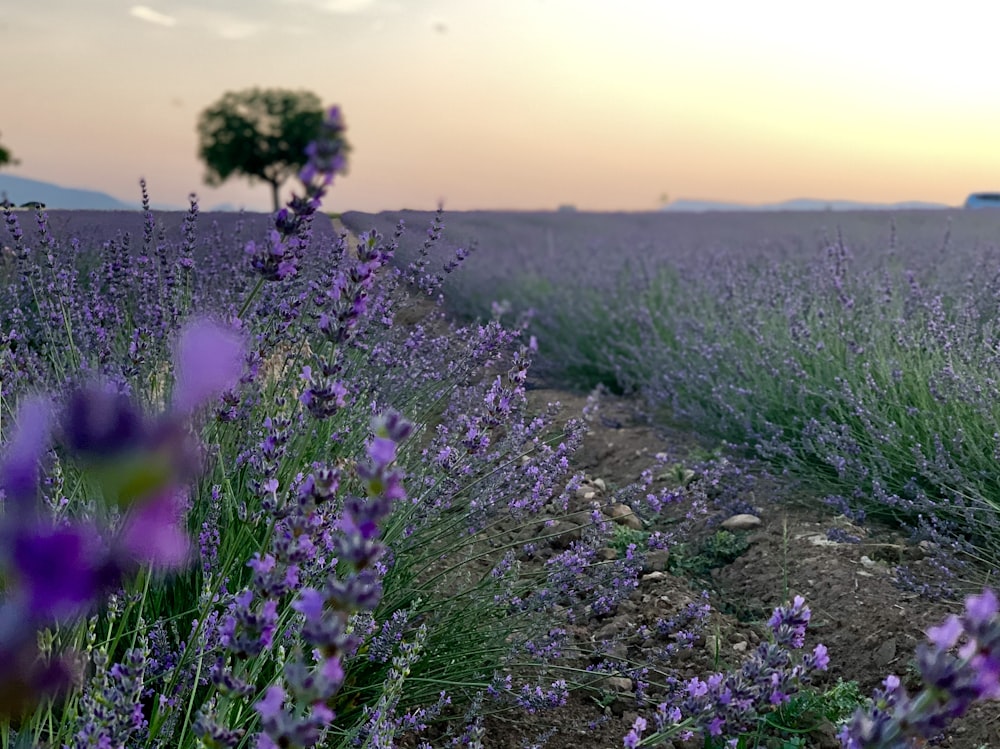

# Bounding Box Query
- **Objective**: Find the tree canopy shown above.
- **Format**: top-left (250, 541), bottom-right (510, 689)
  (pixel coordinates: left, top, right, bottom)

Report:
top-left (0, 132), bottom-right (16, 170)
top-left (197, 88), bottom-right (348, 211)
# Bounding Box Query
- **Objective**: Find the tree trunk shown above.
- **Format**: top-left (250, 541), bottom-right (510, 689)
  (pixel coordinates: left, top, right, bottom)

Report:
top-left (269, 180), bottom-right (280, 213)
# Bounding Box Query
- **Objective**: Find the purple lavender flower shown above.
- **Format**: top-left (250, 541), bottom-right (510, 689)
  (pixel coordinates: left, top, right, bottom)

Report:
top-left (8, 521), bottom-right (109, 622)
top-left (61, 384), bottom-right (146, 457)
top-left (0, 396), bottom-right (53, 508)
top-left (841, 587), bottom-right (1000, 748)
top-left (118, 488), bottom-right (191, 569)
top-left (172, 318), bottom-right (245, 414)
top-left (623, 715), bottom-right (646, 748)
top-left (299, 106), bottom-right (349, 187)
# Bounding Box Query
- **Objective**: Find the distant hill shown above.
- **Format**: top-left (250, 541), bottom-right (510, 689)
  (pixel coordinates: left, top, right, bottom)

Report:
top-left (0, 174), bottom-right (137, 210)
top-left (663, 198), bottom-right (952, 212)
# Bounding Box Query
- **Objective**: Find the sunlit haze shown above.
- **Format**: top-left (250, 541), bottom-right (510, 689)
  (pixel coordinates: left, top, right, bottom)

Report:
top-left (3, 0), bottom-right (999, 211)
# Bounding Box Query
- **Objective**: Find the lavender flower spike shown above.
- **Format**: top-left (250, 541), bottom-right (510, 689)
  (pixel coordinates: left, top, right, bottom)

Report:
top-left (840, 586), bottom-right (1000, 748)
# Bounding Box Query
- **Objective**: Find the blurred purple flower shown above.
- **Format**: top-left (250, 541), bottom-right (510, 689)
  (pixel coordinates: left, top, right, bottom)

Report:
top-left (927, 615), bottom-right (963, 650)
top-left (367, 436), bottom-right (396, 467)
top-left (965, 589), bottom-right (999, 625)
top-left (172, 319), bottom-right (244, 414)
top-left (0, 631), bottom-right (76, 718)
top-left (61, 385), bottom-right (145, 458)
top-left (255, 685), bottom-right (285, 721)
top-left (10, 522), bottom-right (107, 622)
top-left (0, 396), bottom-right (52, 507)
top-left (119, 489), bottom-right (191, 569)
top-left (842, 586), bottom-right (1000, 747)
top-left (292, 588), bottom-right (326, 621)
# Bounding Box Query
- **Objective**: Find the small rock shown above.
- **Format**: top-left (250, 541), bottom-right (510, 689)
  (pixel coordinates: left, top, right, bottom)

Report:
top-left (871, 543), bottom-right (906, 564)
top-left (595, 621), bottom-right (624, 640)
top-left (874, 638), bottom-right (897, 666)
top-left (720, 513), bottom-right (761, 531)
top-left (805, 533), bottom-right (838, 547)
top-left (704, 634), bottom-right (723, 658)
top-left (641, 571), bottom-right (667, 582)
top-left (732, 641), bottom-right (748, 653)
top-left (593, 477), bottom-right (607, 491)
top-left (605, 676), bottom-right (633, 693)
top-left (642, 550), bottom-right (671, 572)
top-left (546, 520), bottom-right (582, 549)
top-left (814, 718), bottom-right (843, 749)
top-left (596, 547), bottom-right (618, 561)
top-left (860, 555), bottom-right (877, 569)
top-left (606, 503), bottom-right (643, 530)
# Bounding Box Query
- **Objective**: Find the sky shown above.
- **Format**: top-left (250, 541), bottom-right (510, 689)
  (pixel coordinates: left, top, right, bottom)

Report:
top-left (2, 0), bottom-right (1000, 212)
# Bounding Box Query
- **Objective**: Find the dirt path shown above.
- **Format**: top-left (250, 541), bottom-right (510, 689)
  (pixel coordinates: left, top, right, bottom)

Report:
top-left (484, 385), bottom-right (1000, 749)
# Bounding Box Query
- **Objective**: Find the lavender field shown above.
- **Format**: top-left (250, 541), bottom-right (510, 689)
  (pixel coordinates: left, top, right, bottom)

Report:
top-left (345, 208), bottom-right (1000, 588)
top-left (0, 126), bottom-right (999, 749)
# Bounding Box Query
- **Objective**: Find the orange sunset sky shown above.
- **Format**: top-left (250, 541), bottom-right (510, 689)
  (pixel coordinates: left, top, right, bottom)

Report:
top-left (2, 1), bottom-right (999, 212)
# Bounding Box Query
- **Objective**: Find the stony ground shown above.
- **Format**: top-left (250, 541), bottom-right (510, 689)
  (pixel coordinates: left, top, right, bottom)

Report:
top-left (476, 385), bottom-right (1000, 749)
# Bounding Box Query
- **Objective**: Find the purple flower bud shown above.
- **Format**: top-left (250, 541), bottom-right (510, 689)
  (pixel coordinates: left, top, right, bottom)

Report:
top-left (119, 489), bottom-right (191, 569)
top-left (61, 385), bottom-right (145, 457)
top-left (10, 521), bottom-right (108, 622)
top-left (255, 685), bottom-right (285, 721)
top-left (0, 396), bottom-right (52, 507)
top-left (172, 319), bottom-right (244, 414)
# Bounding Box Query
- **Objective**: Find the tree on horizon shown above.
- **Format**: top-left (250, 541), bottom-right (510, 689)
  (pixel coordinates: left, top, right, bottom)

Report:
top-left (196, 88), bottom-right (349, 211)
top-left (0, 131), bottom-right (17, 170)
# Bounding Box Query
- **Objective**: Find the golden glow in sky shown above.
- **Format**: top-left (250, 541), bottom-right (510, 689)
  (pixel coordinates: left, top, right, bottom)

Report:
top-left (1, 0), bottom-right (998, 211)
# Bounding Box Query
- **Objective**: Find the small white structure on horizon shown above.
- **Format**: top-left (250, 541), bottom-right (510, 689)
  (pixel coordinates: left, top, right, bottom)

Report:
top-left (964, 193), bottom-right (1000, 209)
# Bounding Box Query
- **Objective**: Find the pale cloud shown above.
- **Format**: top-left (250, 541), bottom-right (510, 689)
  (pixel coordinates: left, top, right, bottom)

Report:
top-left (215, 21), bottom-right (264, 40)
top-left (129, 5), bottom-right (177, 27)
top-left (280, 0), bottom-right (380, 14)
top-left (183, 8), bottom-right (265, 40)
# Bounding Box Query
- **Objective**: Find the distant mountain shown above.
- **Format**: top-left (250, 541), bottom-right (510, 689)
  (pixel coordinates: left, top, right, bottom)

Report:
top-left (663, 198), bottom-right (953, 212)
top-left (0, 174), bottom-right (136, 210)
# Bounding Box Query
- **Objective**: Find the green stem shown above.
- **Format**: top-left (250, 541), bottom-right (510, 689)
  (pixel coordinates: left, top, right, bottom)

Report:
top-left (238, 277), bottom-right (267, 320)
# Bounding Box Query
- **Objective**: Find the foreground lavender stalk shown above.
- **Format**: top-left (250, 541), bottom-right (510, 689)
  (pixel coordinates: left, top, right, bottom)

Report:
top-left (0, 318), bottom-right (244, 719)
top-left (839, 588), bottom-right (1000, 748)
top-left (205, 412), bottom-right (419, 749)
top-left (626, 596), bottom-right (829, 747)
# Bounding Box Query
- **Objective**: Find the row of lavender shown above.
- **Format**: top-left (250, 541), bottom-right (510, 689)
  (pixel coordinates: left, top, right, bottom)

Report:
top-left (344, 208), bottom-right (1000, 746)
top-left (345, 208), bottom-right (1000, 587)
top-left (0, 115), bottom-right (846, 748)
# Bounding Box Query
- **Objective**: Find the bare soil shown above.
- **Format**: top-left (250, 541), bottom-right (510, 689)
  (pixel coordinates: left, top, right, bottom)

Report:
top-left (477, 385), bottom-right (1000, 749)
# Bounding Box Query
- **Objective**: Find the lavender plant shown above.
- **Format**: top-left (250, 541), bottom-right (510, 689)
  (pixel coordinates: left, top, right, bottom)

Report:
top-left (621, 596), bottom-right (832, 748)
top-left (0, 108), bottom-right (709, 749)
